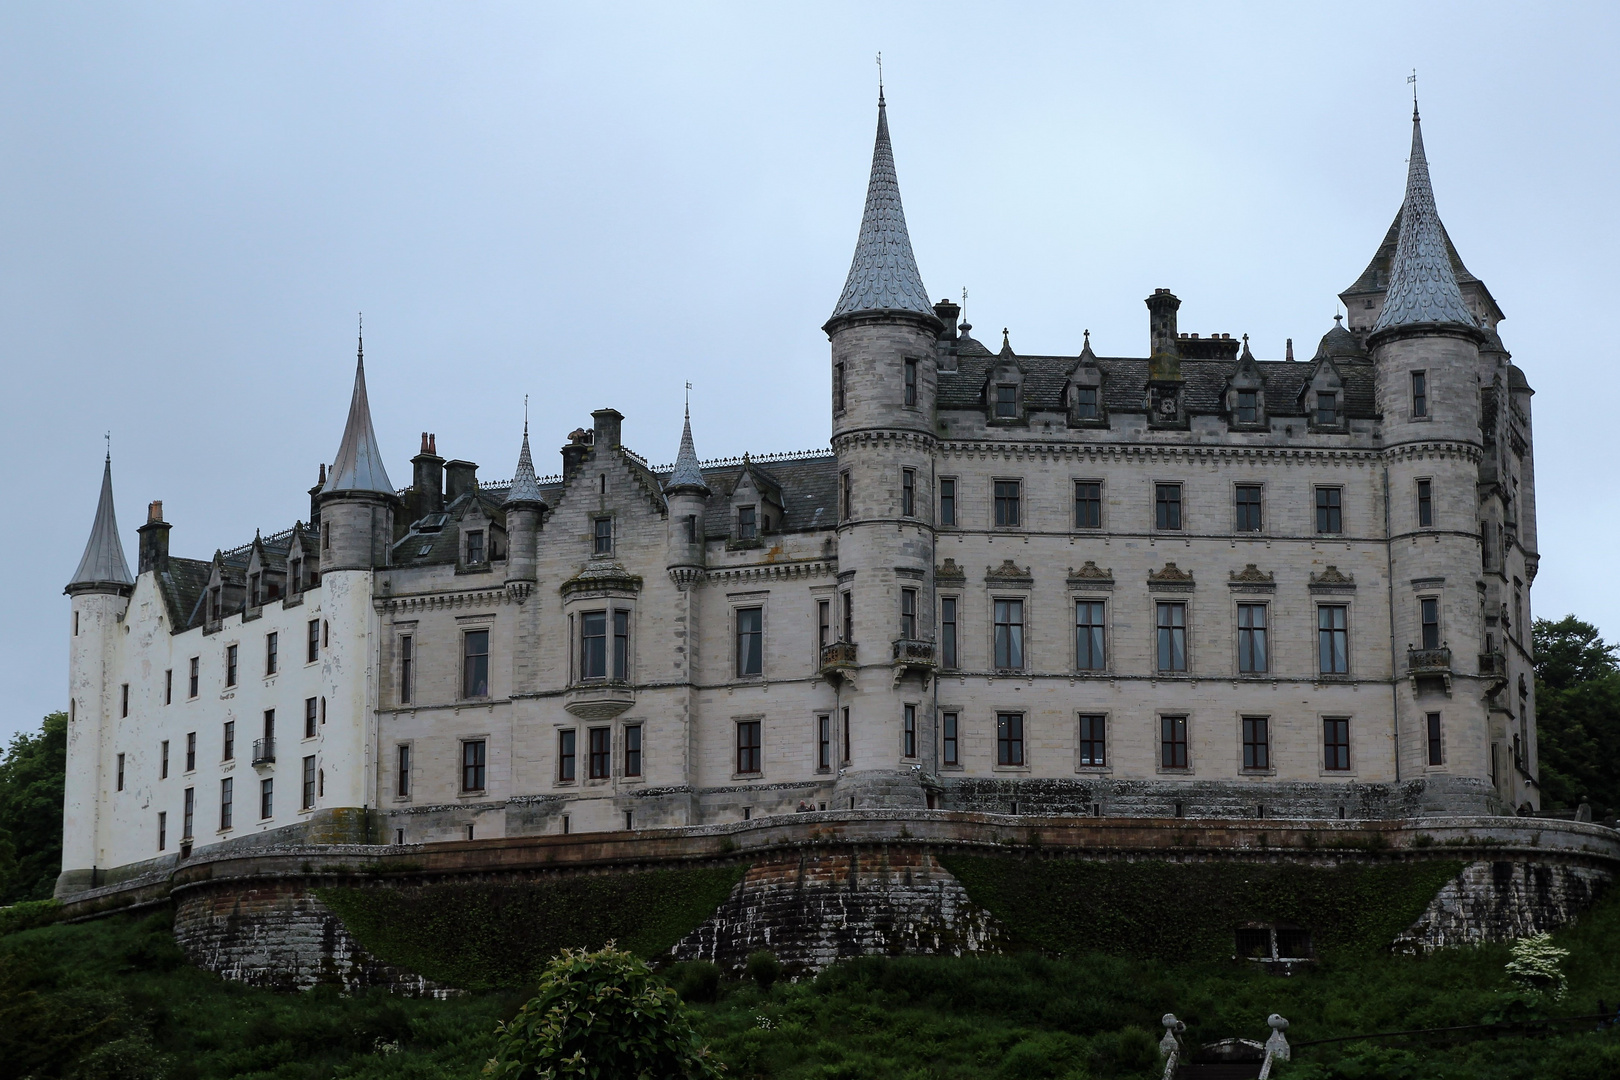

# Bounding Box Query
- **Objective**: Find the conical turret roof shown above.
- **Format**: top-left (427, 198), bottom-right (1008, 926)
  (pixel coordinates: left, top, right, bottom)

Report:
top-left (505, 425), bottom-right (545, 508)
top-left (664, 406), bottom-right (708, 495)
top-left (1372, 109), bottom-right (1477, 333)
top-left (324, 334), bottom-right (395, 495)
top-left (68, 455), bottom-right (134, 592)
top-left (828, 93), bottom-right (933, 321)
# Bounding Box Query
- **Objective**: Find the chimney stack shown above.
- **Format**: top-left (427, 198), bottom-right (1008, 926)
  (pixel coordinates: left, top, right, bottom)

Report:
top-left (412, 432), bottom-right (445, 516)
top-left (592, 408), bottom-right (623, 449)
top-left (444, 459), bottom-right (479, 504)
top-left (308, 464), bottom-right (326, 528)
top-left (933, 298), bottom-right (960, 341)
top-left (561, 428), bottom-right (592, 477)
top-left (137, 500), bottom-right (170, 574)
top-left (1146, 289), bottom-right (1182, 382)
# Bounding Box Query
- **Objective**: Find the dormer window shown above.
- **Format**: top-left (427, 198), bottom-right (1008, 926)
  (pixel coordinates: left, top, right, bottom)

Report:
top-left (995, 384), bottom-right (1018, 418)
top-left (738, 505), bottom-right (757, 540)
top-left (593, 517), bottom-right (613, 556)
top-left (1075, 386), bottom-right (1099, 420)
top-left (289, 559), bottom-right (301, 592)
top-left (1316, 392), bottom-right (1339, 426)
top-left (210, 586), bottom-right (222, 621)
top-left (249, 573), bottom-right (261, 606)
top-left (465, 530), bottom-right (485, 564)
top-left (1237, 391), bottom-right (1258, 424)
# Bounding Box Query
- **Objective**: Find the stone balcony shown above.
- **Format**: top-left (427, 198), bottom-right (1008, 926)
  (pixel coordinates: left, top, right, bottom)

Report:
top-left (564, 680), bottom-right (636, 720)
top-left (1407, 645), bottom-right (1453, 695)
top-left (819, 641), bottom-right (858, 680)
top-left (892, 638), bottom-right (937, 683)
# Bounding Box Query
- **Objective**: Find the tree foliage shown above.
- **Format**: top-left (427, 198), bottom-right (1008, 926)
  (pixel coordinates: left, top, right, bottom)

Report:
top-left (1533, 617), bottom-right (1620, 815)
top-left (484, 944), bottom-right (724, 1080)
top-left (0, 711), bottom-right (67, 904)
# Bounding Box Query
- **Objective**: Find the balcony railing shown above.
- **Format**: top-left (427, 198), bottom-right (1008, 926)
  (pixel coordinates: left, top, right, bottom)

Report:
top-left (819, 641), bottom-right (857, 675)
top-left (892, 638), bottom-right (937, 668)
top-left (1407, 646), bottom-right (1452, 674)
top-left (1478, 651), bottom-right (1507, 678)
top-left (251, 738), bottom-right (275, 766)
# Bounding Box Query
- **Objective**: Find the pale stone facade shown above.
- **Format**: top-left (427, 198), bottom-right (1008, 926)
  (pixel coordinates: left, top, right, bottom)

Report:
top-left (59, 98), bottom-right (1539, 893)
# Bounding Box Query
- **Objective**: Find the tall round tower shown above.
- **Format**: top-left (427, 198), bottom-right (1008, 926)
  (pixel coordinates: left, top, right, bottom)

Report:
top-left (823, 90), bottom-right (943, 809)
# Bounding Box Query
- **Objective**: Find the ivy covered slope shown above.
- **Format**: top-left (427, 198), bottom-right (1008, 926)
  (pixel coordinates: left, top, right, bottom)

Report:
top-left (317, 864), bottom-right (747, 990)
top-left (941, 855), bottom-right (1464, 960)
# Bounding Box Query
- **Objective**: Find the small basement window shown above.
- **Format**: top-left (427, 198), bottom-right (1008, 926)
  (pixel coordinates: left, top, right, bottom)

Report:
top-left (1235, 925), bottom-right (1313, 962)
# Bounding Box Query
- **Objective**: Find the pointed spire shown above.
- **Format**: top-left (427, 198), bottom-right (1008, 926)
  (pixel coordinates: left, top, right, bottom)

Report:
top-left (324, 329), bottom-right (395, 495)
top-left (68, 454), bottom-right (134, 592)
top-left (1078, 329), bottom-right (1097, 364)
top-left (1237, 333), bottom-right (1258, 368)
top-left (1372, 109), bottom-right (1477, 333)
top-left (999, 328), bottom-right (1014, 357)
top-left (664, 404), bottom-right (709, 495)
top-left (828, 92), bottom-right (933, 321)
top-left (505, 419), bottom-right (545, 508)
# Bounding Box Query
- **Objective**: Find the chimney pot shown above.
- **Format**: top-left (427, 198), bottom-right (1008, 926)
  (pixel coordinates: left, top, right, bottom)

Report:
top-left (148, 500), bottom-right (163, 524)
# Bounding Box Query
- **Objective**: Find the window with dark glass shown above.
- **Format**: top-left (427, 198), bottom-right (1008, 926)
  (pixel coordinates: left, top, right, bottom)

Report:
top-left (997, 713), bottom-right (1025, 766)
top-left (1075, 386), bottom-right (1099, 419)
top-left (1079, 714), bottom-right (1106, 767)
top-left (1426, 712), bottom-right (1443, 766)
top-left (183, 787), bottom-right (194, 840)
top-left (186, 731), bottom-right (196, 771)
top-left (903, 705), bottom-right (917, 758)
top-left (817, 715), bottom-right (831, 770)
top-left (1417, 479), bottom-right (1434, 528)
top-left (736, 720), bottom-right (762, 774)
top-left (993, 598), bottom-right (1025, 670)
top-left (463, 629), bottom-right (490, 697)
top-left (834, 362), bottom-right (845, 413)
top-left (588, 727), bottom-right (611, 779)
top-left (290, 558), bottom-right (302, 592)
top-left (904, 359), bottom-right (918, 406)
top-left (116, 752), bottom-right (124, 791)
top-left (685, 514), bottom-right (697, 543)
top-left (397, 743), bottom-right (411, 797)
top-left (558, 729), bottom-right (576, 782)
top-left (592, 518), bottom-right (612, 556)
top-left (1155, 484), bottom-right (1182, 530)
top-left (158, 810), bottom-right (166, 851)
top-left (939, 478), bottom-right (956, 526)
top-left (901, 468), bottom-right (915, 517)
top-left (466, 530), bottom-right (485, 564)
top-left (1075, 600), bottom-right (1105, 671)
top-left (1323, 718), bottom-right (1351, 770)
top-left (161, 740), bottom-right (169, 779)
top-left (900, 588), bottom-right (917, 639)
top-left (221, 722), bottom-right (233, 763)
top-left (995, 384), bottom-right (1017, 418)
top-left (121, 683), bottom-right (129, 718)
top-left (1238, 604), bottom-right (1268, 673)
top-left (1318, 606), bottom-right (1349, 674)
top-left (1420, 597), bottom-right (1441, 650)
top-left (993, 481), bottom-right (1021, 527)
top-left (581, 612), bottom-right (607, 679)
top-left (304, 696), bottom-right (317, 738)
top-left (625, 724), bottom-right (642, 777)
top-left (841, 471), bottom-right (852, 521)
top-left (613, 610), bottom-right (630, 680)
top-left (1236, 390), bottom-right (1258, 423)
top-left (226, 644), bottom-right (238, 687)
top-left (265, 632), bottom-right (278, 676)
top-left (307, 619), bottom-right (320, 663)
top-left (1235, 485), bottom-right (1263, 532)
top-left (842, 707), bottom-right (851, 765)
top-left (842, 592), bottom-right (853, 643)
top-left (1161, 715), bottom-right (1188, 769)
top-left (165, 669), bottom-right (172, 705)
top-left (737, 505), bottom-right (756, 539)
top-left (1156, 602), bottom-right (1187, 672)
top-left (220, 777), bottom-right (233, 830)
top-left (736, 607), bottom-right (763, 676)
top-left (462, 739), bottom-right (487, 791)
top-left (942, 712), bottom-right (959, 766)
top-left (189, 656), bottom-right (199, 698)
top-left (940, 596), bottom-right (958, 669)
top-left (302, 755), bottom-right (316, 810)
top-left (1242, 716), bottom-right (1270, 770)
top-left (1316, 391), bottom-right (1338, 425)
top-left (1315, 487), bottom-right (1342, 533)
top-left (1411, 371), bottom-right (1427, 417)
top-left (400, 635), bottom-right (413, 703)
top-left (1074, 481), bottom-right (1101, 528)
top-left (818, 599), bottom-right (831, 650)
top-left (260, 777), bottom-right (274, 819)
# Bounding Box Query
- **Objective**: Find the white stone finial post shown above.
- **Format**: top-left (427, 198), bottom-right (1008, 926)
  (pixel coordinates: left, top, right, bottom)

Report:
top-left (1258, 1014), bottom-right (1290, 1079)
top-left (1159, 1013), bottom-right (1185, 1079)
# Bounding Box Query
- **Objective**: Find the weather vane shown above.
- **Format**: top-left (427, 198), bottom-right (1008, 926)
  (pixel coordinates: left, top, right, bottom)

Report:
top-left (876, 52), bottom-right (883, 100)
top-left (961, 286), bottom-right (968, 324)
top-left (1408, 68), bottom-right (1418, 113)
top-left (685, 381), bottom-right (693, 410)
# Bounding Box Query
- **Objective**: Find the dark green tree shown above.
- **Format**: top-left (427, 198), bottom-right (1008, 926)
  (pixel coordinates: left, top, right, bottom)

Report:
top-left (1533, 617), bottom-right (1620, 815)
top-left (0, 711), bottom-right (67, 904)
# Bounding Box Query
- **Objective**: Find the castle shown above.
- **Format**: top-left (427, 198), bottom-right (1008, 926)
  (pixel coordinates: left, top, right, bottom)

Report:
top-left (59, 94), bottom-right (1539, 894)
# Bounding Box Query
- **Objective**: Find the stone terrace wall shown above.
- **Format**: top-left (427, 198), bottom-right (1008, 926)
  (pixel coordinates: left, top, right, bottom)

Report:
top-left (1394, 859), bottom-right (1610, 952)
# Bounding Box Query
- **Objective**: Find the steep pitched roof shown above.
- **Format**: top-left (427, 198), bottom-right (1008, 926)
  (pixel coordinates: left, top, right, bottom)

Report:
top-left (324, 337), bottom-right (395, 495)
top-left (664, 407), bottom-right (709, 495)
top-left (504, 426), bottom-right (545, 507)
top-left (1371, 110), bottom-right (1478, 333)
top-left (67, 455), bottom-right (134, 591)
top-left (828, 93), bottom-right (933, 321)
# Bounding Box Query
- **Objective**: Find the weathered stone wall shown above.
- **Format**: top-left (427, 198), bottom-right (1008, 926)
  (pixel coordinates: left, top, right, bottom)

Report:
top-left (1394, 859), bottom-right (1610, 952)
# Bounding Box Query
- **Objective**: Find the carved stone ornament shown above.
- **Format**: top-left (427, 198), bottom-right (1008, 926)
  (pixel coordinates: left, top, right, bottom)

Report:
top-left (1308, 565), bottom-right (1356, 593)
top-left (1148, 562), bottom-right (1195, 593)
top-left (935, 558), bottom-right (967, 582)
top-left (1067, 560), bottom-right (1115, 583)
top-left (560, 558), bottom-right (644, 597)
top-left (1229, 564), bottom-right (1273, 583)
top-left (985, 559), bottom-right (1034, 587)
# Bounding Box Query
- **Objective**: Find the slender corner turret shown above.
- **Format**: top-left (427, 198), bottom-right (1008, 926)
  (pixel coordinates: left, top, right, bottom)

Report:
top-left (318, 331), bottom-right (400, 570)
top-left (504, 422), bottom-right (545, 589)
top-left (664, 404), bottom-right (709, 585)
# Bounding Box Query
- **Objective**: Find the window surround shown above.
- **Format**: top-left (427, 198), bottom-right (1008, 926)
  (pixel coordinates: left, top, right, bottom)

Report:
top-left (1073, 597), bottom-right (1107, 673)
top-left (991, 595), bottom-right (1028, 673)
top-left (1233, 482), bottom-right (1264, 534)
top-left (1075, 712), bottom-right (1109, 772)
top-left (1314, 486), bottom-right (1344, 535)
top-left (994, 711), bottom-right (1028, 771)
top-left (1154, 599), bottom-right (1190, 676)
top-left (460, 736), bottom-right (489, 794)
top-left (1235, 601), bottom-right (1269, 676)
top-left (1156, 712), bottom-right (1192, 774)
top-left (1153, 482), bottom-right (1184, 532)
top-left (1320, 715), bottom-right (1355, 775)
top-left (1315, 602), bottom-right (1352, 679)
top-left (937, 476), bottom-right (958, 529)
top-left (991, 478), bottom-right (1023, 530)
top-left (1072, 478), bottom-right (1104, 530)
top-left (460, 621), bottom-right (494, 700)
top-left (731, 599), bottom-right (766, 681)
top-left (733, 716), bottom-right (764, 779)
top-left (1239, 714), bottom-right (1274, 774)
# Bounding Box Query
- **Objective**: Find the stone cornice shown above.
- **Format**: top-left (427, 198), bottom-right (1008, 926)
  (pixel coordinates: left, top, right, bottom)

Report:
top-left (703, 560), bottom-right (837, 586)
top-left (379, 587), bottom-right (511, 614)
top-left (831, 429), bottom-right (939, 452)
top-left (938, 441), bottom-right (1382, 465)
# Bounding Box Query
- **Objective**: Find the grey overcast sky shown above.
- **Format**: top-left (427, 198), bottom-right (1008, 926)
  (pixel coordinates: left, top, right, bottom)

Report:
top-left (2, 2), bottom-right (1615, 742)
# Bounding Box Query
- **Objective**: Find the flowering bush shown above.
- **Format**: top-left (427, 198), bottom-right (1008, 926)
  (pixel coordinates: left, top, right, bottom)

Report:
top-left (1504, 932), bottom-right (1570, 1000)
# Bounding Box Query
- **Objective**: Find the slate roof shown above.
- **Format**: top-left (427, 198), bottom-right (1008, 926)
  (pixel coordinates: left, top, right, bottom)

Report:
top-left (324, 341), bottom-right (396, 495)
top-left (68, 455), bottom-right (134, 591)
top-left (828, 94), bottom-right (933, 321)
top-left (664, 408), bottom-right (709, 494)
top-left (504, 428), bottom-right (545, 507)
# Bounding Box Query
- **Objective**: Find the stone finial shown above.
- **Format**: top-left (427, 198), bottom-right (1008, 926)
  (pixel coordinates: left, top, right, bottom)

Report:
top-left (1159, 1013), bottom-right (1185, 1057)
top-left (1263, 1014), bottom-right (1290, 1068)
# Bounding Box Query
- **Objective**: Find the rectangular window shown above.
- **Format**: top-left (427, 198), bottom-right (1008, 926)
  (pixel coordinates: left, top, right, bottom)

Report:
top-left (1417, 479), bottom-right (1434, 528)
top-left (1317, 391), bottom-right (1338, 425)
top-left (400, 635), bottom-right (413, 703)
top-left (581, 611), bottom-right (607, 679)
top-left (1426, 712), bottom-right (1443, 766)
top-left (1420, 597), bottom-right (1441, 650)
top-left (265, 632), bottom-right (278, 676)
top-left (685, 514), bottom-right (697, 544)
top-left (736, 607), bottom-right (763, 676)
top-left (900, 588), bottom-right (917, 639)
top-left (625, 724), bottom-right (642, 777)
top-left (841, 471), bottom-right (852, 521)
top-left (302, 755), bottom-right (316, 810)
top-left (904, 359), bottom-right (918, 407)
top-left (189, 657), bottom-right (199, 698)
top-left (1075, 386), bottom-right (1099, 419)
top-left (842, 707), bottom-right (851, 765)
top-left (1238, 603), bottom-right (1269, 673)
top-left (226, 644), bottom-right (238, 687)
top-left (1315, 487), bottom-right (1342, 534)
top-left (818, 599), bottom-right (831, 649)
top-left (307, 618), bottom-right (320, 663)
top-left (1242, 716), bottom-right (1270, 770)
top-left (260, 777), bottom-right (273, 820)
top-left (737, 505), bottom-right (756, 539)
top-left (1156, 602), bottom-right (1187, 673)
top-left (1236, 389), bottom-right (1258, 423)
top-left (817, 715), bottom-right (832, 770)
top-left (183, 787), bottom-right (194, 840)
top-left (939, 478), bottom-right (956, 526)
top-left (397, 744), bottom-right (411, 798)
top-left (1411, 371), bottom-right (1428, 417)
top-left (842, 592), bottom-right (854, 643)
top-left (186, 731), bottom-right (196, 772)
top-left (996, 713), bottom-right (1025, 767)
top-left (558, 730), bottom-right (576, 782)
top-left (1318, 605), bottom-right (1349, 674)
top-left (588, 727), bottom-right (611, 779)
top-left (613, 610), bottom-right (630, 680)
top-left (993, 598), bottom-right (1025, 670)
top-left (464, 529), bottom-right (485, 564)
top-left (160, 740), bottom-right (169, 779)
top-left (165, 669), bottom-right (173, 705)
top-left (220, 777), bottom-right (233, 831)
top-left (942, 712), bottom-right (959, 767)
top-left (737, 720), bottom-right (762, 774)
top-left (901, 468), bottom-right (915, 517)
top-left (121, 683), bottom-right (129, 718)
top-left (592, 518), bottom-right (612, 556)
top-left (116, 752), bottom-right (125, 790)
top-left (834, 362), bottom-right (845, 413)
top-left (1075, 600), bottom-right (1105, 671)
top-left (1161, 715), bottom-right (1189, 769)
top-left (301, 697), bottom-right (315, 739)
top-left (1078, 714), bottom-right (1106, 767)
top-left (262, 708), bottom-right (275, 744)
top-left (993, 480), bottom-right (1021, 527)
top-left (1235, 485), bottom-right (1263, 532)
top-left (158, 810), bottom-right (166, 851)
top-left (940, 597), bottom-right (958, 669)
top-left (1324, 718), bottom-right (1351, 771)
top-left (1074, 481), bottom-right (1102, 529)
top-left (221, 722), bottom-right (233, 763)
top-left (903, 704), bottom-right (917, 758)
top-left (463, 629), bottom-right (490, 697)
top-left (462, 740), bottom-right (487, 791)
top-left (995, 384), bottom-right (1017, 418)
top-left (249, 573), bottom-right (260, 606)
top-left (1155, 484), bottom-right (1182, 530)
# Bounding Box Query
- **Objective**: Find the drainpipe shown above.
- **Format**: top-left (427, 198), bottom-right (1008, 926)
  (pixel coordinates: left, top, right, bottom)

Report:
top-left (1384, 467), bottom-right (1401, 785)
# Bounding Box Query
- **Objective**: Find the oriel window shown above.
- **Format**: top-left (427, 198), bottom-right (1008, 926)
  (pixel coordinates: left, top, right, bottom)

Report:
top-left (1235, 485), bottom-right (1263, 532)
top-left (993, 598), bottom-right (1025, 671)
top-left (1238, 604), bottom-right (1268, 674)
top-left (1078, 714), bottom-right (1106, 767)
top-left (993, 481), bottom-right (1021, 527)
top-left (463, 629), bottom-right (490, 697)
top-left (1242, 716), bottom-right (1270, 770)
top-left (1074, 481), bottom-right (1101, 529)
top-left (1156, 602), bottom-right (1187, 672)
top-left (1315, 487), bottom-right (1342, 534)
top-left (1161, 715), bottom-right (1188, 769)
top-left (613, 610), bottom-right (630, 680)
top-left (736, 607), bottom-right (763, 677)
top-left (581, 612), bottom-right (607, 679)
top-left (1155, 484), bottom-right (1182, 530)
top-left (1075, 600), bottom-right (1105, 671)
top-left (1318, 606), bottom-right (1349, 674)
top-left (996, 713), bottom-right (1025, 767)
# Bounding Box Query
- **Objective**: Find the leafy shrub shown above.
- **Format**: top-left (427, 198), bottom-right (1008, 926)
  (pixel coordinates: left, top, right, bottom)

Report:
top-left (746, 950), bottom-right (780, 993)
top-left (484, 943), bottom-right (723, 1079)
top-left (0, 897), bottom-right (62, 937)
top-left (1505, 932), bottom-right (1570, 1000)
top-left (666, 960), bottom-right (722, 1004)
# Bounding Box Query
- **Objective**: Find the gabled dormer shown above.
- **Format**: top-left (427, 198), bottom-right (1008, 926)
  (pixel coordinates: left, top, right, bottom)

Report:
top-left (728, 457), bottom-right (785, 547)
top-left (456, 498), bottom-right (503, 572)
top-left (1064, 330), bottom-right (1107, 427)
top-left (984, 331), bottom-right (1027, 425)
top-left (285, 522), bottom-right (319, 596)
top-left (243, 533), bottom-right (286, 609)
top-left (1302, 356), bottom-right (1347, 431)
top-left (1224, 335), bottom-right (1267, 431)
top-left (199, 550), bottom-right (245, 630)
